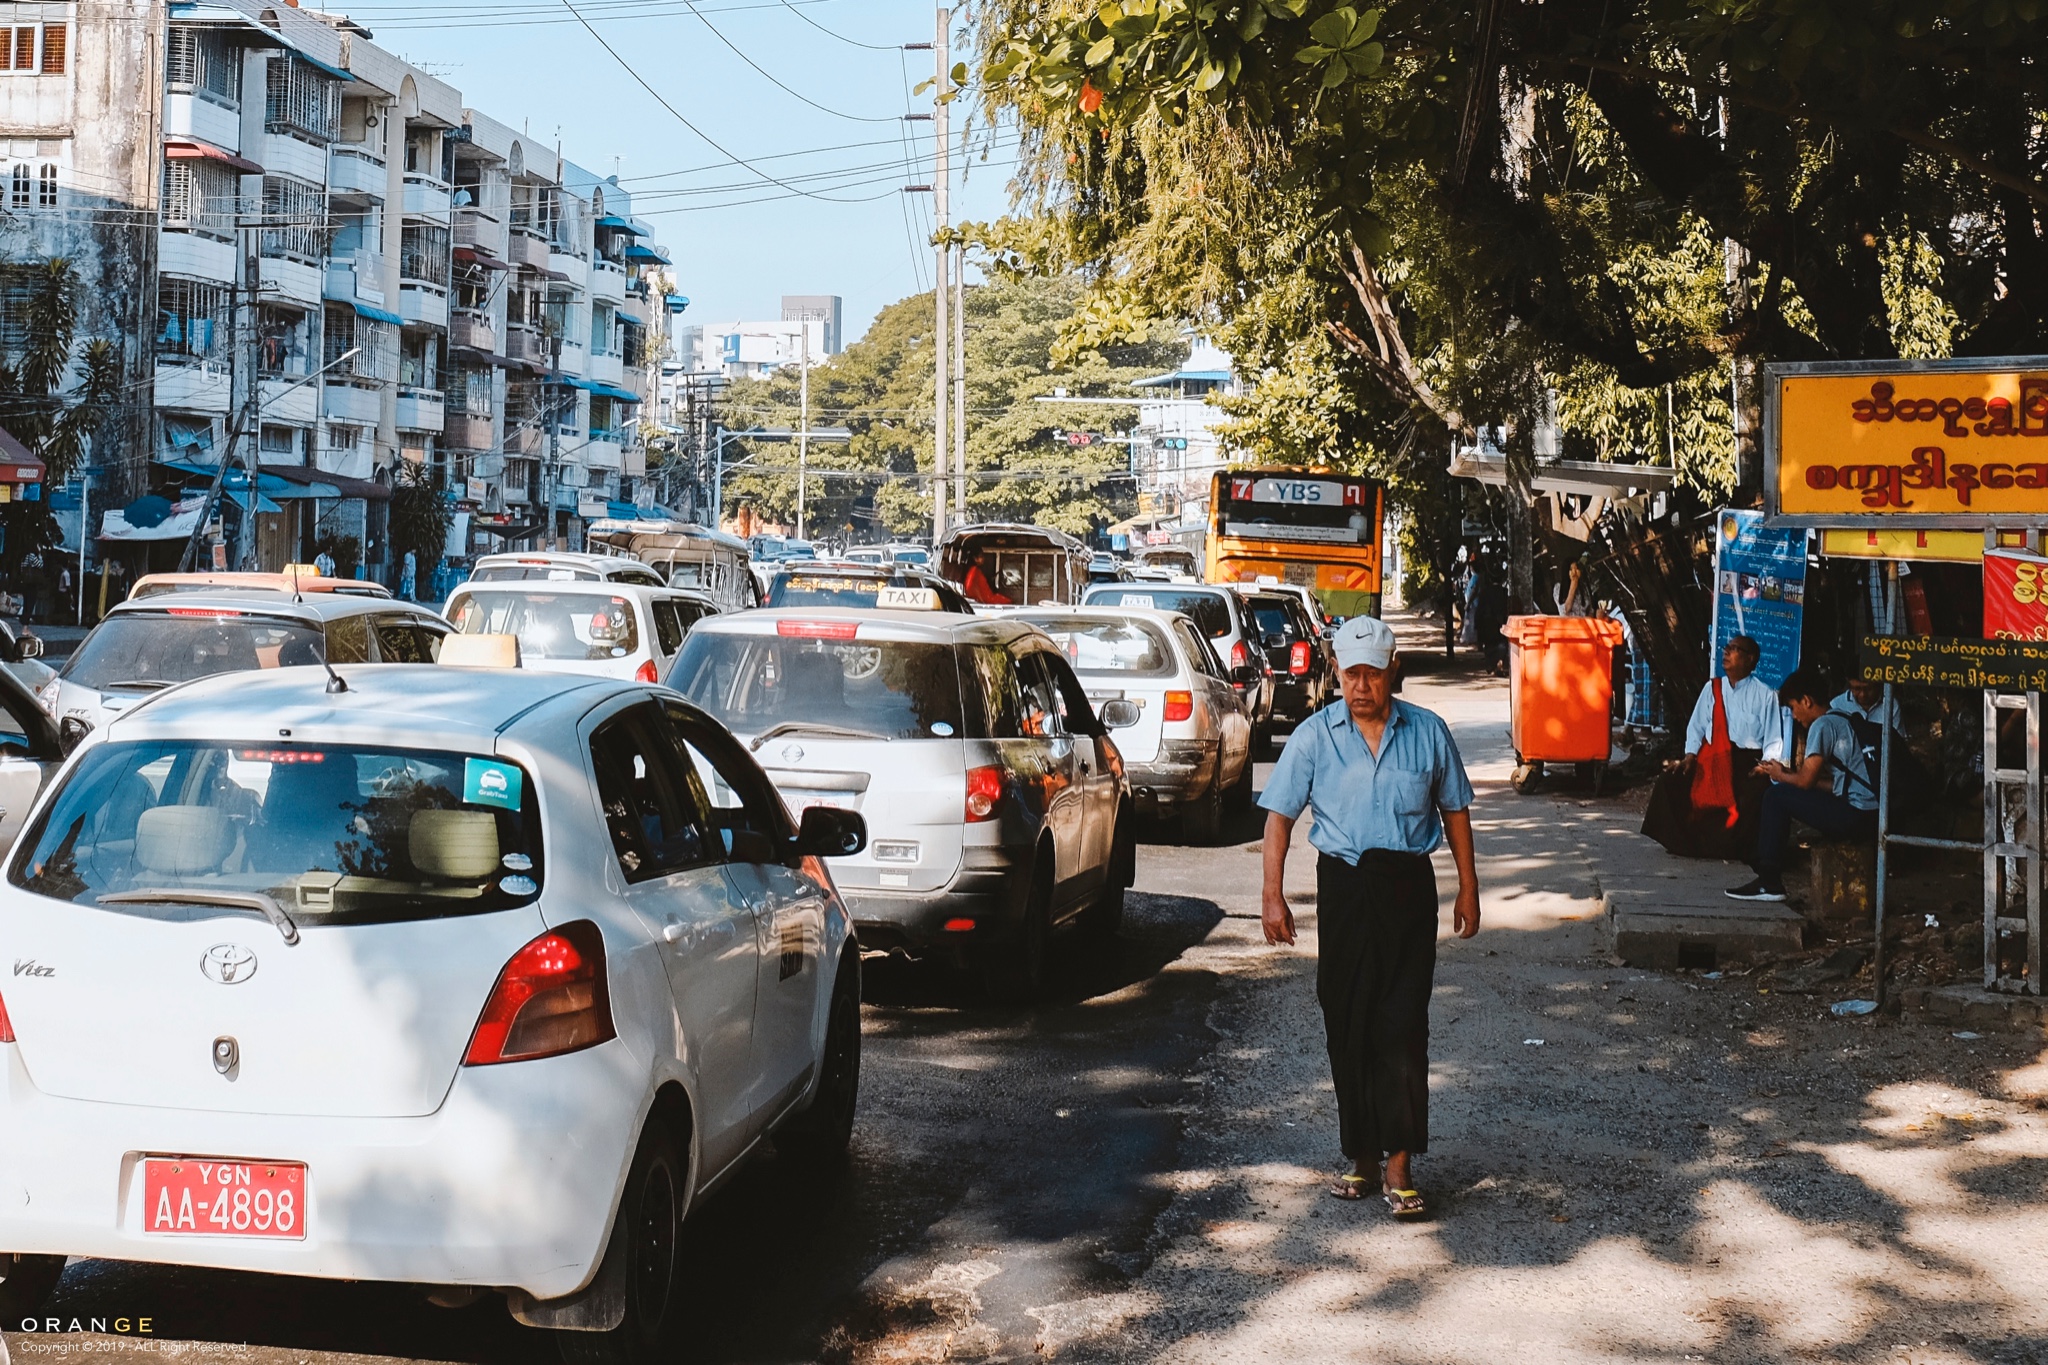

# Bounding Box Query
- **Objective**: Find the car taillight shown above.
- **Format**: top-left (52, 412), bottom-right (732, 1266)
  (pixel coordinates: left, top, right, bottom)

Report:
top-left (1290, 641), bottom-right (1312, 674)
top-left (1163, 690), bottom-right (1193, 722)
top-left (778, 619), bottom-right (861, 640)
top-left (1230, 640), bottom-right (1248, 670)
top-left (965, 765), bottom-right (1004, 821)
top-left (635, 658), bottom-right (658, 683)
top-left (464, 921), bottom-right (614, 1065)
top-left (0, 989), bottom-right (14, 1043)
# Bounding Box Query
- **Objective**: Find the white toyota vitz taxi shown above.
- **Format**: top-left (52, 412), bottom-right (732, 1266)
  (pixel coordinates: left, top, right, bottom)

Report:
top-left (0, 664), bottom-right (867, 1363)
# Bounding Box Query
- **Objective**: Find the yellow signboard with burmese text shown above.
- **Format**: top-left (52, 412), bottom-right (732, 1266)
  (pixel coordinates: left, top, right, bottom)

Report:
top-left (1766, 359), bottom-right (2048, 527)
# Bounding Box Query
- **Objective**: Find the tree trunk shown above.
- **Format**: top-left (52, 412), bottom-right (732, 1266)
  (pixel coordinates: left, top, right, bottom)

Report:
top-left (1505, 407), bottom-right (1537, 614)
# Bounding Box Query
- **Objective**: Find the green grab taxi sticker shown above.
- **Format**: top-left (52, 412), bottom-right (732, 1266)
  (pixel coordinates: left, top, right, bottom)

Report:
top-left (465, 758), bottom-right (523, 810)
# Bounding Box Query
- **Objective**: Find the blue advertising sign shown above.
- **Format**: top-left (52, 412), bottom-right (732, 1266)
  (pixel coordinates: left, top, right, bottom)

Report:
top-left (1711, 508), bottom-right (1809, 691)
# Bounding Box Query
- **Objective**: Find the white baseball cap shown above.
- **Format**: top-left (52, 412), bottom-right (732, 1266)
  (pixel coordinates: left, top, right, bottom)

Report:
top-left (1332, 615), bottom-right (1397, 671)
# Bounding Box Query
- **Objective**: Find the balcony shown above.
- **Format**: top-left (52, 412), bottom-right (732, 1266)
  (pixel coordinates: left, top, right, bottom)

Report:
top-left (590, 257), bottom-right (628, 302)
top-left (505, 425), bottom-right (544, 456)
top-left (444, 411), bottom-right (493, 451)
top-left (508, 229), bottom-right (550, 270)
top-left (155, 364), bottom-right (231, 414)
top-left (454, 206), bottom-right (507, 257)
top-left (589, 351), bottom-right (623, 386)
top-left (449, 309), bottom-right (497, 353)
top-left (624, 443), bottom-right (646, 477)
top-left (259, 376), bottom-right (319, 426)
top-left (328, 146), bottom-right (386, 202)
top-left (504, 324), bottom-right (547, 365)
top-left (548, 249), bottom-right (587, 290)
top-left (260, 133), bottom-right (327, 184)
top-left (321, 380), bottom-right (381, 426)
top-left (399, 283), bottom-right (449, 330)
top-left (584, 434), bottom-right (624, 470)
top-left (324, 250), bottom-right (387, 306)
top-left (159, 230), bottom-right (236, 282)
top-left (258, 256), bottom-right (323, 306)
top-left (164, 93), bottom-right (241, 151)
top-left (402, 174), bottom-right (452, 224)
top-left (395, 388), bottom-right (445, 433)
top-left (316, 443), bottom-right (374, 481)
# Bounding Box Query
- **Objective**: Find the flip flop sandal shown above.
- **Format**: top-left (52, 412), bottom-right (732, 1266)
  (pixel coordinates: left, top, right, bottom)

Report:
top-left (1329, 1174), bottom-right (1371, 1201)
top-left (1383, 1187), bottom-right (1426, 1217)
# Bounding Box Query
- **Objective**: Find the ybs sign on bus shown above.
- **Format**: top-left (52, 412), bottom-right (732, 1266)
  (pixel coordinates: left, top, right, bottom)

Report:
top-left (1766, 358), bottom-right (2048, 526)
top-left (1208, 469), bottom-right (1385, 617)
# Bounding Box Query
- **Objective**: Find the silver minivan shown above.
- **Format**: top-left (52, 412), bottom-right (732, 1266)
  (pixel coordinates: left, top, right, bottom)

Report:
top-left (668, 609), bottom-right (1139, 998)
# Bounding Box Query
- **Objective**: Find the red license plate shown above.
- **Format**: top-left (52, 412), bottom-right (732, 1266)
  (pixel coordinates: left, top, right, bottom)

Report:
top-left (141, 1157), bottom-right (307, 1239)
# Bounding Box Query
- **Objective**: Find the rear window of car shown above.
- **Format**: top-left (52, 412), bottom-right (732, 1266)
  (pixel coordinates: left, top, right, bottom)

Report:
top-left (61, 612), bottom-right (333, 691)
top-left (669, 632), bottom-right (965, 740)
top-left (1248, 599), bottom-right (1305, 641)
top-left (767, 573), bottom-right (924, 609)
top-left (471, 564), bottom-right (600, 582)
top-left (1083, 588), bottom-right (1232, 639)
top-left (448, 590), bottom-right (640, 660)
top-left (10, 741), bottom-right (544, 922)
top-left (1028, 617), bottom-right (1176, 677)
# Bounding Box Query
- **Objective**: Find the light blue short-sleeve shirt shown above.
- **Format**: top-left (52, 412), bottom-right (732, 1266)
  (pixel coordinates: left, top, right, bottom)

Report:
top-left (1258, 698), bottom-right (1476, 862)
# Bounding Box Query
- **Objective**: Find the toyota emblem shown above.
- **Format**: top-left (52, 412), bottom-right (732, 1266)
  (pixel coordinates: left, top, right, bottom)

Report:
top-left (200, 944), bottom-right (258, 985)
top-left (780, 743), bottom-right (805, 764)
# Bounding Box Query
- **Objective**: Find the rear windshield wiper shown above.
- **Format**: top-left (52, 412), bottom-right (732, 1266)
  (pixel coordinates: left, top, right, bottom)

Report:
top-left (749, 721), bottom-right (888, 751)
top-left (102, 679), bottom-right (177, 692)
top-left (98, 889), bottom-right (301, 945)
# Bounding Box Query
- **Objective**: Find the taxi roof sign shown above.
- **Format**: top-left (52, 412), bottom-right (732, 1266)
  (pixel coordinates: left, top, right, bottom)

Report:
top-left (877, 585), bottom-right (941, 610)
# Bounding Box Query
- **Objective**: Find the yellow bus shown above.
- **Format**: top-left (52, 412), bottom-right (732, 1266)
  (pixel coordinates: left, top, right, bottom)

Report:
top-left (1207, 468), bottom-right (1385, 618)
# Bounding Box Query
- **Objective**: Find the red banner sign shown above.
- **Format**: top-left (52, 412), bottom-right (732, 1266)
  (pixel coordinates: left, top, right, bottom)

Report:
top-left (1985, 548), bottom-right (2048, 641)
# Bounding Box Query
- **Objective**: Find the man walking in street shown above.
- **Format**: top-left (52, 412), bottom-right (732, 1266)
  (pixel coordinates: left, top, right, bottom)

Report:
top-left (1260, 615), bottom-right (1480, 1216)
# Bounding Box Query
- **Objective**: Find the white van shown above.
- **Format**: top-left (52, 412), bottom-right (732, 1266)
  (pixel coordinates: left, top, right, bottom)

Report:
top-left (443, 580), bottom-right (719, 682)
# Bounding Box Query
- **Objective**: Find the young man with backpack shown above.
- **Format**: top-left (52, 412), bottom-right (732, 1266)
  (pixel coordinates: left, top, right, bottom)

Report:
top-left (1727, 667), bottom-right (1880, 902)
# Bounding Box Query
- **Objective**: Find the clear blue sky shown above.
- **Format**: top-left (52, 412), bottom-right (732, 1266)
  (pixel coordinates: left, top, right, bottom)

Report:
top-left (342, 0), bottom-right (1016, 346)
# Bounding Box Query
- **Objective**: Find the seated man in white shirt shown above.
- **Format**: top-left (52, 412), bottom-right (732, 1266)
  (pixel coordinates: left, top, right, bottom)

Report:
top-left (1641, 634), bottom-right (1786, 860)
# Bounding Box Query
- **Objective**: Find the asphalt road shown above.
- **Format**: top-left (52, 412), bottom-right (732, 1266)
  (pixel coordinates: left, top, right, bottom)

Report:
top-left (14, 795), bottom-right (1270, 1365)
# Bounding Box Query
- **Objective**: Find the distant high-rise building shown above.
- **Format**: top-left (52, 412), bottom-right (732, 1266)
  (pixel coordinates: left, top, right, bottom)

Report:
top-left (781, 295), bottom-right (843, 355)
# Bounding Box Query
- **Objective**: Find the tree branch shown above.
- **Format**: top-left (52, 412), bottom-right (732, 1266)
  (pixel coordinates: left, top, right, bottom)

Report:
top-left (1331, 240), bottom-right (1470, 435)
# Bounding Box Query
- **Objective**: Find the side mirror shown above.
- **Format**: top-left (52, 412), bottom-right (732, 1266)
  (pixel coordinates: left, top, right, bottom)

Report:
top-left (796, 804), bottom-right (867, 858)
top-left (1098, 698), bottom-right (1140, 729)
top-left (17, 634), bottom-right (42, 660)
top-left (1231, 664), bottom-right (1261, 686)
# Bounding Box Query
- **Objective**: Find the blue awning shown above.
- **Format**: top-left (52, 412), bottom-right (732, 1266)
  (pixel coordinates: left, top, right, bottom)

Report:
top-left (606, 500), bottom-right (642, 519)
top-left (595, 214), bottom-right (637, 232)
top-left (1132, 369), bottom-right (1233, 387)
top-left (586, 380), bottom-right (641, 404)
top-left (161, 458), bottom-right (339, 500)
top-left (623, 243), bottom-right (671, 265)
top-left (626, 217), bottom-right (655, 238)
top-left (291, 50), bottom-right (355, 82)
top-left (169, 3), bottom-right (356, 81)
top-left (227, 490), bottom-right (286, 514)
top-left (322, 288), bottom-right (403, 326)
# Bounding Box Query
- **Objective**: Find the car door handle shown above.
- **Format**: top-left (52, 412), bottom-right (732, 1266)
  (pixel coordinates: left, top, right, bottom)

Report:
top-left (662, 919), bottom-right (687, 944)
top-left (1078, 760), bottom-right (1090, 774)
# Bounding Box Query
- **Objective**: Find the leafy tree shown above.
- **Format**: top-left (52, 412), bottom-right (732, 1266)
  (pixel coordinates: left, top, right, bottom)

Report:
top-left (0, 260), bottom-right (122, 570)
top-left (386, 462), bottom-right (453, 574)
top-left (720, 274), bottom-right (1183, 540)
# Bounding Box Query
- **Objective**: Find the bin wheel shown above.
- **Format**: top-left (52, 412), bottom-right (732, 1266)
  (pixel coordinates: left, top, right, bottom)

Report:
top-left (1511, 762), bottom-right (1542, 795)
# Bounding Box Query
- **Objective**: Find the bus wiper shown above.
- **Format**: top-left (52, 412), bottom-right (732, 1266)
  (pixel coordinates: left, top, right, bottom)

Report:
top-left (98, 889), bottom-right (301, 945)
top-left (749, 721), bottom-right (887, 751)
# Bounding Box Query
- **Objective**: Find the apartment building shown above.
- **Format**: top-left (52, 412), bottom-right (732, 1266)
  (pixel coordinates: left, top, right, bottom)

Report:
top-left (0, 0), bottom-right (671, 578)
top-left (1130, 339), bottom-right (1238, 531)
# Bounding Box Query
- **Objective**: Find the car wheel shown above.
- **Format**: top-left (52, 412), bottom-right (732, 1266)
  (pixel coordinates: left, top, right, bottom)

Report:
top-left (1083, 818), bottom-right (1132, 942)
top-left (1183, 775), bottom-right (1224, 845)
top-left (982, 848), bottom-right (1051, 1002)
top-left (1252, 724), bottom-right (1279, 764)
top-left (775, 952), bottom-right (862, 1165)
top-left (556, 1117), bottom-right (686, 1365)
top-left (0, 1253), bottom-right (64, 1319)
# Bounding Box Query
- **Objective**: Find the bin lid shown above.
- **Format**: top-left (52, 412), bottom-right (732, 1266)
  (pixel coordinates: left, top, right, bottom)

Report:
top-left (1506, 614), bottom-right (1626, 647)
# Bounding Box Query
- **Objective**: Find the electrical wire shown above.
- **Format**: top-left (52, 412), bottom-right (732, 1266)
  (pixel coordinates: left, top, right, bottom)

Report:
top-left (770, 0), bottom-right (902, 50)
top-left (672, 0), bottom-right (900, 123)
top-left (554, 0), bottom-right (888, 202)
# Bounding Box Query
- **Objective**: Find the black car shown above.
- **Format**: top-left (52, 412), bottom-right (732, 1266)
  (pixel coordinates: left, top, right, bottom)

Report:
top-left (763, 564), bottom-right (976, 614)
top-left (1243, 590), bottom-right (1335, 744)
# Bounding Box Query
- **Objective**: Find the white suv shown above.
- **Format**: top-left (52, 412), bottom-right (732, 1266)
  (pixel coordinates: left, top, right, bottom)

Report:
top-left (668, 609), bottom-right (1140, 998)
top-left (445, 579), bottom-right (719, 683)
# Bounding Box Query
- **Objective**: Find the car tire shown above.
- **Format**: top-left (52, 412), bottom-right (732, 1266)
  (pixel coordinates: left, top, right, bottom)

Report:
top-left (1083, 817), bottom-right (1132, 942)
top-left (556, 1117), bottom-right (687, 1365)
top-left (982, 849), bottom-right (1052, 1002)
top-left (1252, 725), bottom-right (1279, 764)
top-left (775, 951), bottom-right (862, 1165)
top-left (1183, 776), bottom-right (1224, 845)
top-left (1224, 752), bottom-right (1255, 811)
top-left (0, 1253), bottom-right (64, 1319)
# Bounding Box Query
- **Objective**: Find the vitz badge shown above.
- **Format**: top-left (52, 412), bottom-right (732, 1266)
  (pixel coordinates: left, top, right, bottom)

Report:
top-left (200, 944), bottom-right (258, 986)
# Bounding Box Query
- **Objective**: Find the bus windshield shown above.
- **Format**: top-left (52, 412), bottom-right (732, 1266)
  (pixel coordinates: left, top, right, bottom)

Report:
top-left (1218, 474), bottom-right (1375, 545)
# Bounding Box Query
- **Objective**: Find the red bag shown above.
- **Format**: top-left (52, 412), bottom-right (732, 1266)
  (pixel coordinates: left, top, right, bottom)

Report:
top-left (1689, 678), bottom-right (1740, 828)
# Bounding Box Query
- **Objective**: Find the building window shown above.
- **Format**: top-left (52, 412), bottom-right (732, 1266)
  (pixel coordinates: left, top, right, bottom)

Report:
top-left (0, 24), bottom-right (66, 72)
top-left (264, 54), bottom-right (338, 143)
top-left (258, 425), bottom-right (299, 461)
top-left (327, 423), bottom-right (361, 453)
top-left (158, 277), bottom-right (230, 364)
top-left (9, 165), bottom-right (25, 209)
top-left (259, 174), bottom-right (326, 261)
top-left (36, 163), bottom-right (54, 208)
top-left (324, 306), bottom-right (394, 382)
top-left (399, 223), bottom-right (449, 285)
top-left (162, 157), bottom-right (235, 238)
top-left (456, 367), bottom-right (492, 417)
top-left (38, 24), bottom-right (61, 72)
top-left (257, 305), bottom-right (310, 377)
top-left (399, 331), bottom-right (439, 391)
top-left (167, 28), bottom-right (240, 102)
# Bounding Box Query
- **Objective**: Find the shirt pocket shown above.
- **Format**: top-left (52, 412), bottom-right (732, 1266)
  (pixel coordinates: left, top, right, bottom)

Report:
top-left (1383, 769), bottom-right (1434, 821)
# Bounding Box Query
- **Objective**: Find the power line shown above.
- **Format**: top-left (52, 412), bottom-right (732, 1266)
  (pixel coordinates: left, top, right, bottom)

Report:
top-left (673, 0), bottom-right (899, 123)
top-left (554, 0), bottom-right (884, 202)
top-left (770, 0), bottom-right (901, 50)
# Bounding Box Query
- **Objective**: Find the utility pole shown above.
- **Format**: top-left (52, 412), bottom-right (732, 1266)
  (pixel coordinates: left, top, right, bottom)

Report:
top-left (932, 4), bottom-right (950, 547)
top-left (796, 325), bottom-right (810, 539)
top-left (952, 236), bottom-right (966, 520)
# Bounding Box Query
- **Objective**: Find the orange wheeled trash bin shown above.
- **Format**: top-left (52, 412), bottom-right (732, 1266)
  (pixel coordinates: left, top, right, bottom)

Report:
top-left (1504, 614), bottom-right (1626, 794)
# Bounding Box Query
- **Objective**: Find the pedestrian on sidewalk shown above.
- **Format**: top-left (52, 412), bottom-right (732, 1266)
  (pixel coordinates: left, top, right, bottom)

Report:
top-left (1640, 634), bottom-right (1784, 860)
top-left (1727, 666), bottom-right (1880, 902)
top-left (1258, 615), bottom-right (1481, 1217)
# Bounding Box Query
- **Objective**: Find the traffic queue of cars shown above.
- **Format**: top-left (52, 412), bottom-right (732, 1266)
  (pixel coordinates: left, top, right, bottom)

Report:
top-left (0, 539), bottom-right (1343, 1355)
